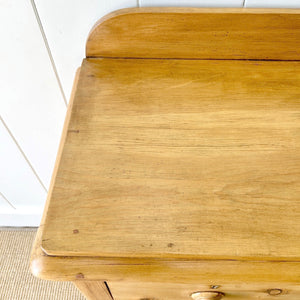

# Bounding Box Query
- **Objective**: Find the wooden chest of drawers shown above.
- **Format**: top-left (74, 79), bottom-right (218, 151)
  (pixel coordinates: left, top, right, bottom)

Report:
top-left (31, 8), bottom-right (300, 300)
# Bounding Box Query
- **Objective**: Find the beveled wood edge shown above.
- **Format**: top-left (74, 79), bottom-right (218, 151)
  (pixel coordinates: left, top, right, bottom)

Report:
top-left (86, 7), bottom-right (300, 58)
top-left (32, 171), bottom-right (300, 284)
top-left (32, 219), bottom-right (300, 283)
top-left (30, 67), bottom-right (82, 279)
top-left (31, 229), bottom-right (300, 283)
top-left (32, 193), bottom-right (300, 284)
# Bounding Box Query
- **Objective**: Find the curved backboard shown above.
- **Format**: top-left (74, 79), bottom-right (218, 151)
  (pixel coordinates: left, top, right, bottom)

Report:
top-left (86, 7), bottom-right (300, 60)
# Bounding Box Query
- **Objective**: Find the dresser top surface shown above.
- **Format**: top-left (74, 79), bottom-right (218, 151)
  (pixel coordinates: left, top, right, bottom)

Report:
top-left (40, 58), bottom-right (300, 260)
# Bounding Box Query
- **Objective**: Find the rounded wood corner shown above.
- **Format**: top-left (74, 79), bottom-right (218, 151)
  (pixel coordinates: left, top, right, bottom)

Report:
top-left (85, 7), bottom-right (262, 58)
top-left (30, 251), bottom-right (49, 280)
top-left (30, 227), bottom-right (53, 280)
top-left (85, 7), bottom-right (142, 57)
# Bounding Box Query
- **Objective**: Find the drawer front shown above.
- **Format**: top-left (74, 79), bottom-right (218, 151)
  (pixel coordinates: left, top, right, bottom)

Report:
top-left (108, 282), bottom-right (300, 300)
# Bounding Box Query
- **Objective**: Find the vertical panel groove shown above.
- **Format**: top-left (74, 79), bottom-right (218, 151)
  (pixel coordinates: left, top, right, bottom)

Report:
top-left (30, 0), bottom-right (68, 107)
top-left (0, 192), bottom-right (16, 210)
top-left (0, 116), bottom-right (47, 193)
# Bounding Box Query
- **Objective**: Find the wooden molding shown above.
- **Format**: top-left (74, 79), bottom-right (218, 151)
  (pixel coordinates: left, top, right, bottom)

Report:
top-left (86, 7), bottom-right (300, 60)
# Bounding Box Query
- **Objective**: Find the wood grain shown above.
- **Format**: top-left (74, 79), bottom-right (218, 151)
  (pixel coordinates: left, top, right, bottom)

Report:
top-left (30, 212), bottom-right (300, 284)
top-left (40, 58), bottom-right (300, 260)
top-left (86, 8), bottom-right (300, 60)
top-left (75, 281), bottom-right (112, 300)
top-left (108, 281), bottom-right (300, 300)
top-left (30, 10), bottom-right (300, 299)
top-left (32, 231), bottom-right (300, 296)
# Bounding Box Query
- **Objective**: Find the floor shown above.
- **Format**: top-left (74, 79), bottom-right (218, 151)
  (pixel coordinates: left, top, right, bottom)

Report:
top-left (0, 228), bottom-right (85, 300)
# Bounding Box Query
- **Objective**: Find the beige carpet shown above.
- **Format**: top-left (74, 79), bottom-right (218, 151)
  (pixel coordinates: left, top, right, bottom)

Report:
top-left (0, 228), bottom-right (85, 300)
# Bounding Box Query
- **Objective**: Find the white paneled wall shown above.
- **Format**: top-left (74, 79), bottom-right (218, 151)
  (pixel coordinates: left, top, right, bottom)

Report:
top-left (245, 0), bottom-right (300, 7)
top-left (0, 193), bottom-right (15, 220)
top-left (0, 120), bottom-right (46, 226)
top-left (0, 0), bottom-right (66, 226)
top-left (0, 0), bottom-right (299, 226)
top-left (140, 0), bottom-right (243, 7)
top-left (0, 0), bottom-right (66, 190)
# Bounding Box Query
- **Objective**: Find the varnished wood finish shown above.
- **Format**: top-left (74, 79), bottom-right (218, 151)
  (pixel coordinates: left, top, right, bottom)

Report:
top-left (31, 218), bottom-right (300, 284)
top-left (32, 219), bottom-right (300, 297)
top-left (41, 58), bottom-right (300, 260)
top-left (31, 233), bottom-right (300, 283)
top-left (31, 9), bottom-right (300, 300)
top-left (191, 291), bottom-right (224, 300)
top-left (75, 282), bottom-right (112, 300)
top-left (86, 8), bottom-right (300, 60)
top-left (108, 281), bottom-right (300, 300)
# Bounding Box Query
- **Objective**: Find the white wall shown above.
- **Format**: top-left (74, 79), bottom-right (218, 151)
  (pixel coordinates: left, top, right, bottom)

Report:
top-left (1, 0), bottom-right (299, 226)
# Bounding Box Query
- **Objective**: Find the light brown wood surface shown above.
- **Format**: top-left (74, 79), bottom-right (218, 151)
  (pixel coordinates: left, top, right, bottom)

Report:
top-left (31, 9), bottom-right (300, 300)
top-left (108, 281), bottom-right (300, 300)
top-left (31, 236), bottom-right (300, 283)
top-left (86, 8), bottom-right (300, 60)
top-left (40, 58), bottom-right (300, 260)
top-left (74, 281), bottom-right (112, 300)
top-left (31, 219), bottom-right (300, 284)
top-left (31, 223), bottom-right (300, 297)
